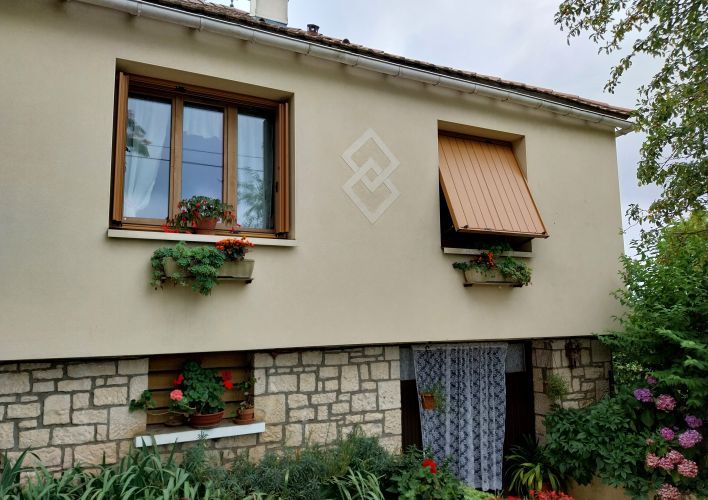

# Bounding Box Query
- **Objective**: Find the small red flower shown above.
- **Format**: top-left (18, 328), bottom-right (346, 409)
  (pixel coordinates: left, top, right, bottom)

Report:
top-left (172, 374), bottom-right (184, 386)
top-left (222, 370), bottom-right (232, 381)
top-left (224, 380), bottom-right (234, 390)
top-left (422, 458), bottom-right (437, 474)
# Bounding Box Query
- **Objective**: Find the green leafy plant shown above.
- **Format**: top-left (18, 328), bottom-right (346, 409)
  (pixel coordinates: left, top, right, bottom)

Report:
top-left (545, 373), bottom-right (569, 407)
top-left (504, 435), bottom-right (568, 496)
top-left (391, 452), bottom-right (464, 500)
top-left (151, 241), bottom-right (225, 296)
top-left (166, 361), bottom-right (229, 416)
top-left (452, 244), bottom-right (532, 286)
top-left (167, 195), bottom-right (235, 232)
top-left (331, 468), bottom-right (385, 500)
top-left (129, 389), bottom-right (156, 412)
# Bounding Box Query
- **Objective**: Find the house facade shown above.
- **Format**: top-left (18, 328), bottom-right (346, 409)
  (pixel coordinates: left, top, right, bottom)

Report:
top-left (0, 0), bottom-right (627, 482)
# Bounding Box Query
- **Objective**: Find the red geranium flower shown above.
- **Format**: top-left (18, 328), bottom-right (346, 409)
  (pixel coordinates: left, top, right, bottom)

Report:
top-left (422, 458), bottom-right (437, 474)
top-left (221, 370), bottom-right (232, 381)
top-left (224, 380), bottom-right (234, 390)
top-left (172, 374), bottom-right (184, 386)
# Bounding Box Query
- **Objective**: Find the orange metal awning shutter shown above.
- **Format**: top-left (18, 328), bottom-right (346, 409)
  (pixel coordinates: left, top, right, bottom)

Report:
top-left (438, 135), bottom-right (548, 238)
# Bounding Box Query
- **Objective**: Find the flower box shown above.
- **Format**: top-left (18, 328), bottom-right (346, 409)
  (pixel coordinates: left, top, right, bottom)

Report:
top-left (462, 268), bottom-right (523, 287)
top-left (163, 258), bottom-right (254, 280)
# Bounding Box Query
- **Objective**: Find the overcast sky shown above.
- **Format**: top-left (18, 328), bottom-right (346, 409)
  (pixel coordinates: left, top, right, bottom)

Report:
top-left (221, 0), bottom-right (661, 251)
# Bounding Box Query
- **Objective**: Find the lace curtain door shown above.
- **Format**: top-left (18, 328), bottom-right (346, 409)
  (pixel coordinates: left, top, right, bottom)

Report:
top-left (413, 343), bottom-right (507, 491)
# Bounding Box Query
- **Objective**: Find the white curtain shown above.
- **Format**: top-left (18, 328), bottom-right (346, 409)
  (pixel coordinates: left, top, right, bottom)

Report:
top-left (413, 343), bottom-right (507, 491)
top-left (123, 98), bottom-right (171, 218)
top-left (237, 114), bottom-right (273, 229)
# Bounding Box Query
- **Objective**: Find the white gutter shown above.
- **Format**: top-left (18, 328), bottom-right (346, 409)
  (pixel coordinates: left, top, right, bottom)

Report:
top-left (72, 0), bottom-right (634, 136)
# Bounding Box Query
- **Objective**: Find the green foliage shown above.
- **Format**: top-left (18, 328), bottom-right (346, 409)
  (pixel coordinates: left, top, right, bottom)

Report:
top-left (452, 244), bottom-right (532, 286)
top-left (545, 373), bottom-right (569, 406)
top-left (172, 361), bottom-right (227, 415)
top-left (331, 468), bottom-right (385, 500)
top-left (603, 213), bottom-right (708, 408)
top-left (129, 389), bottom-right (156, 412)
top-left (390, 450), bottom-right (464, 500)
top-left (168, 195), bottom-right (236, 232)
top-left (556, 0), bottom-right (708, 230)
top-left (504, 435), bottom-right (568, 496)
top-left (151, 241), bottom-right (225, 296)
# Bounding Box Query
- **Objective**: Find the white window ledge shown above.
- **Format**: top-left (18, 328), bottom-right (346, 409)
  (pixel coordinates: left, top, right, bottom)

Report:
top-left (443, 247), bottom-right (532, 258)
top-left (107, 229), bottom-right (296, 247)
top-left (134, 421), bottom-right (266, 447)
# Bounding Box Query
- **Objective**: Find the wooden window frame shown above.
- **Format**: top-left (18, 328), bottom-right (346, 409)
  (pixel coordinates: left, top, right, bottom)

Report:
top-left (111, 73), bottom-right (291, 238)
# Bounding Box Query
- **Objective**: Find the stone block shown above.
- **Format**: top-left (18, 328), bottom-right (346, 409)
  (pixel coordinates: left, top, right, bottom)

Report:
top-left (67, 362), bottom-right (115, 378)
top-left (317, 406), bottom-right (328, 420)
top-left (258, 425), bottom-right (283, 443)
top-left (364, 412), bottom-right (383, 422)
top-left (340, 365), bottom-right (360, 392)
top-left (535, 393), bottom-right (551, 415)
top-left (73, 393), bottom-right (90, 409)
top-left (33, 381), bottom-right (55, 392)
top-left (285, 424), bottom-right (303, 446)
top-left (299, 373), bottom-right (316, 392)
top-left (287, 394), bottom-right (309, 409)
top-left (378, 380), bottom-right (401, 410)
top-left (249, 445), bottom-right (266, 463)
top-left (359, 364), bottom-right (370, 380)
top-left (338, 393), bottom-right (351, 401)
top-left (0, 422), bottom-right (14, 449)
top-left (390, 361), bottom-right (400, 378)
top-left (583, 367), bottom-right (603, 380)
top-left (591, 340), bottom-right (611, 363)
top-left (58, 379), bottom-right (92, 392)
top-left (254, 369), bottom-right (266, 396)
top-left (352, 392), bottom-right (377, 412)
top-left (364, 347), bottom-right (383, 356)
top-left (19, 429), bottom-right (49, 448)
top-left (33, 368), bottom-right (64, 380)
top-left (310, 392), bottom-right (336, 404)
top-left (289, 408), bottom-right (316, 422)
top-left (117, 358), bottom-right (148, 375)
top-left (52, 426), bottom-right (94, 445)
top-left (106, 376), bottom-right (128, 385)
top-left (18, 419), bottom-right (36, 429)
top-left (0, 364), bottom-right (17, 372)
top-left (73, 409), bottom-right (108, 424)
top-left (324, 379), bottom-right (339, 391)
top-left (20, 396), bottom-right (38, 403)
top-left (362, 381), bottom-right (377, 390)
top-left (384, 409), bottom-right (402, 434)
top-left (319, 366), bottom-right (339, 379)
top-left (109, 407), bottom-right (145, 439)
top-left (305, 422), bottom-right (337, 445)
top-left (253, 353), bottom-right (274, 368)
top-left (94, 386), bottom-right (127, 406)
top-left (379, 436), bottom-right (401, 454)
top-left (301, 351), bottom-right (322, 366)
top-left (255, 394), bottom-right (286, 424)
top-left (20, 363), bottom-right (51, 370)
top-left (215, 434), bottom-right (258, 448)
top-left (96, 424), bottom-right (108, 441)
top-left (44, 395), bottom-right (71, 425)
top-left (0, 373), bottom-right (30, 394)
top-left (360, 423), bottom-right (383, 437)
top-left (9, 447), bottom-right (61, 467)
top-left (370, 362), bottom-right (390, 381)
top-left (129, 375), bottom-right (148, 402)
top-left (0, 396), bottom-right (16, 403)
top-left (268, 374), bottom-right (298, 393)
top-left (7, 403), bottom-right (40, 419)
top-left (331, 402), bottom-right (350, 414)
top-left (274, 352), bottom-right (299, 367)
top-left (74, 443), bottom-right (118, 466)
top-left (324, 353), bottom-right (348, 365)
top-left (551, 351), bottom-right (564, 369)
top-left (384, 346), bottom-right (400, 360)
top-left (63, 449), bottom-right (73, 469)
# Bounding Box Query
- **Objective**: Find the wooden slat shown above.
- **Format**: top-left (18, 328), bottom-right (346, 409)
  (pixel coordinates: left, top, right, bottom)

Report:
top-left (438, 135), bottom-right (548, 238)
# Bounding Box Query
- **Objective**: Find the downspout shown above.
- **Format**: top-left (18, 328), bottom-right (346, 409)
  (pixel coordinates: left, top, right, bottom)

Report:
top-left (72, 0), bottom-right (634, 135)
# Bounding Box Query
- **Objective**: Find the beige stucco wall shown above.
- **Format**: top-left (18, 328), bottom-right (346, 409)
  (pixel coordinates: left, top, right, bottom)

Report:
top-left (0, 1), bottom-right (624, 360)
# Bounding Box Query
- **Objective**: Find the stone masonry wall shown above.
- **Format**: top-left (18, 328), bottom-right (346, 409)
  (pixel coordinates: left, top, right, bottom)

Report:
top-left (531, 338), bottom-right (611, 438)
top-left (0, 359), bottom-right (148, 471)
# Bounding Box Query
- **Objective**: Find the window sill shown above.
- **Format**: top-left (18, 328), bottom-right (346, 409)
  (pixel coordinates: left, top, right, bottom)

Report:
top-left (443, 247), bottom-right (532, 258)
top-left (134, 421), bottom-right (266, 447)
top-left (107, 229), bottom-right (296, 247)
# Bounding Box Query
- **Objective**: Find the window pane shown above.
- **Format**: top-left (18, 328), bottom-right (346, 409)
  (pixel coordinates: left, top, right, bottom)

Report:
top-left (123, 96), bottom-right (171, 219)
top-left (237, 113), bottom-right (274, 229)
top-left (182, 104), bottom-right (224, 201)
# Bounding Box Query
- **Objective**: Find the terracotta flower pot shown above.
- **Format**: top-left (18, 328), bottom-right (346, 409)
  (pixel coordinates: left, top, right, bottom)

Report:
top-left (194, 217), bottom-right (218, 235)
top-left (219, 259), bottom-right (255, 279)
top-left (420, 392), bottom-right (436, 410)
top-left (188, 410), bottom-right (224, 429)
top-left (234, 407), bottom-right (255, 424)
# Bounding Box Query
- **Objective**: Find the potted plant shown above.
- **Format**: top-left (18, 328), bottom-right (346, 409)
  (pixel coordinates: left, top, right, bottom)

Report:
top-left (234, 376), bottom-right (257, 424)
top-left (168, 361), bottom-right (231, 428)
top-left (216, 238), bottom-right (255, 279)
top-left (167, 195), bottom-right (235, 234)
top-left (505, 435), bottom-right (568, 496)
top-left (419, 382), bottom-right (446, 411)
top-left (452, 245), bottom-right (531, 287)
top-left (151, 242), bottom-right (225, 295)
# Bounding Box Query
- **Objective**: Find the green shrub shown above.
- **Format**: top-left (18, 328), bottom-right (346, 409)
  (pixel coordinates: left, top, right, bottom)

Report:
top-left (151, 241), bottom-right (225, 295)
top-left (390, 450), bottom-right (464, 500)
top-left (504, 435), bottom-right (568, 496)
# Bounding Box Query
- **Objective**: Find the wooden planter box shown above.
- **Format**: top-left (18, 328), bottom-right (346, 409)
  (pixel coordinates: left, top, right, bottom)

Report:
top-left (163, 258), bottom-right (254, 282)
top-left (462, 268), bottom-right (522, 287)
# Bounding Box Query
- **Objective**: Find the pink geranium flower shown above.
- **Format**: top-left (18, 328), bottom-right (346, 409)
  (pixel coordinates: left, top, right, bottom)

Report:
top-left (170, 389), bottom-right (183, 401)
